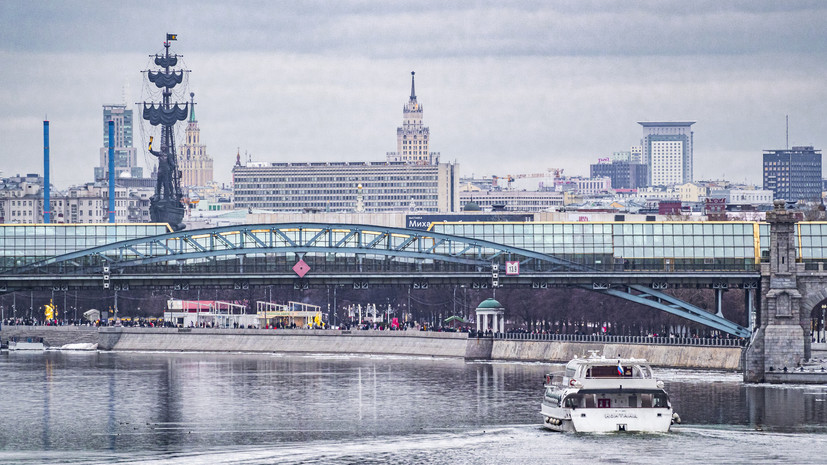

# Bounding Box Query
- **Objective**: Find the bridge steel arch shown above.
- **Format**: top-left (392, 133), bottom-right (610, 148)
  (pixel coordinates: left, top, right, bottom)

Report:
top-left (14, 223), bottom-right (584, 274)
top-left (3, 223), bottom-right (751, 337)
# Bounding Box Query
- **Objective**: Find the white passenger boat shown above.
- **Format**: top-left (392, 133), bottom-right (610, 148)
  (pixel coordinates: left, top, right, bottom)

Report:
top-left (541, 352), bottom-right (679, 433)
top-left (8, 337), bottom-right (46, 351)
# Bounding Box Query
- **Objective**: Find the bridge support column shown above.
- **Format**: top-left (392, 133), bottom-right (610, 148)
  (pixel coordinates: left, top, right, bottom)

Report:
top-left (715, 288), bottom-right (724, 318)
top-left (744, 200), bottom-right (808, 383)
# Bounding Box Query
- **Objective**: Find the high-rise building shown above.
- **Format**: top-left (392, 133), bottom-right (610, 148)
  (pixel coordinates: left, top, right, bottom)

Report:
top-left (386, 72), bottom-right (440, 165)
top-left (233, 161), bottom-right (459, 213)
top-left (763, 146), bottom-right (822, 202)
top-left (96, 104), bottom-right (141, 181)
top-left (639, 122), bottom-right (694, 187)
top-left (178, 93), bottom-right (214, 190)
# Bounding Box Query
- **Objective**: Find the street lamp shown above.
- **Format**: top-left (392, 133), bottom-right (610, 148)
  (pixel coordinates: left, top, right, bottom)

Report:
top-left (822, 304), bottom-right (826, 343)
top-left (453, 286), bottom-right (457, 317)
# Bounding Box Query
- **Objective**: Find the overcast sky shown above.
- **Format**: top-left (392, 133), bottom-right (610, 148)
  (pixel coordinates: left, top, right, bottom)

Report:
top-left (2, 0), bottom-right (827, 189)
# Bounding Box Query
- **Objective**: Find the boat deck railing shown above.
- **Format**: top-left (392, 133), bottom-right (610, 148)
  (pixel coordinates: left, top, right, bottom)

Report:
top-left (494, 332), bottom-right (746, 347)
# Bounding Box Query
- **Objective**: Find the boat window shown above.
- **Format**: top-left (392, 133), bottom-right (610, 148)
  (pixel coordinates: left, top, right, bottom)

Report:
top-left (641, 393), bottom-right (653, 408)
top-left (563, 395), bottom-right (580, 408)
top-left (597, 398), bottom-right (611, 408)
top-left (628, 395), bottom-right (637, 408)
top-left (584, 395), bottom-right (596, 408)
top-left (654, 393), bottom-right (669, 408)
top-left (588, 365), bottom-right (632, 378)
top-left (545, 388), bottom-right (562, 403)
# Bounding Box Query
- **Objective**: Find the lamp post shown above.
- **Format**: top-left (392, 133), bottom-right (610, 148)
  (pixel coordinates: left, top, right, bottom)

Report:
top-left (461, 284), bottom-right (467, 321)
top-left (822, 304), bottom-right (826, 343)
top-left (453, 285), bottom-right (456, 318)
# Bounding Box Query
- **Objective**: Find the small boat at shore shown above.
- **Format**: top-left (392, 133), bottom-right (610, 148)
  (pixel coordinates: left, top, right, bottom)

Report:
top-left (541, 352), bottom-right (679, 433)
top-left (8, 336), bottom-right (46, 351)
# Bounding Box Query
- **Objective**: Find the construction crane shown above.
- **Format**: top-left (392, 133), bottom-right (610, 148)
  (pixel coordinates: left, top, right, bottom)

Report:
top-left (491, 175), bottom-right (514, 188)
top-left (492, 169), bottom-right (564, 188)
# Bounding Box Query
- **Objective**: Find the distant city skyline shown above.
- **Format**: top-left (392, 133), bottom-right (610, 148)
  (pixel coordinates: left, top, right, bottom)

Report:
top-left (2, 1), bottom-right (827, 189)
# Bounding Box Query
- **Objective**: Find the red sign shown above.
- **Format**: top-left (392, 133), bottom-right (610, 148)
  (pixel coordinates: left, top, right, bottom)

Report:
top-left (506, 261), bottom-right (520, 276)
top-left (292, 259), bottom-right (310, 278)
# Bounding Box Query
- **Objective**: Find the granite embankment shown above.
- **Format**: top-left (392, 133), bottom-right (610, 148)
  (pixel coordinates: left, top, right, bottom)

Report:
top-left (1, 326), bottom-right (742, 369)
top-left (491, 339), bottom-right (742, 369)
top-left (0, 325), bottom-right (98, 347)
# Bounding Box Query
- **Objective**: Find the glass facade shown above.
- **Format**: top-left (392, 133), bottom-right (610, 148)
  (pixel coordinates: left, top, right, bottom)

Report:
top-left (762, 146), bottom-right (822, 202)
top-left (0, 223), bottom-right (171, 269)
top-left (429, 221), bottom-right (803, 271)
top-left (6, 221), bottom-right (827, 274)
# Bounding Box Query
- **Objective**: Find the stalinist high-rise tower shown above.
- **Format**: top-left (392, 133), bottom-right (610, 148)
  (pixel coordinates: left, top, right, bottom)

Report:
top-left (178, 92), bottom-right (214, 189)
top-left (386, 72), bottom-right (440, 165)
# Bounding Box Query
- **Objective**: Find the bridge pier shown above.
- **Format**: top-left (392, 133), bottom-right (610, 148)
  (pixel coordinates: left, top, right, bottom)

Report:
top-left (744, 200), bottom-right (810, 383)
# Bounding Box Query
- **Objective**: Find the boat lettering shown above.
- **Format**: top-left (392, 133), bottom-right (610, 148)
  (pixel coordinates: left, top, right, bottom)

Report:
top-left (604, 413), bottom-right (637, 419)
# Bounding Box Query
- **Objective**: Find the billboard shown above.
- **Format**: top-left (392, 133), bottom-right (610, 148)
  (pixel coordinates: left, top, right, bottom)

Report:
top-left (406, 213), bottom-right (535, 231)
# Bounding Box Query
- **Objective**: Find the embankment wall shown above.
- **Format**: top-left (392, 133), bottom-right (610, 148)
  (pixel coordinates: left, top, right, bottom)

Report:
top-left (490, 340), bottom-right (742, 370)
top-left (1, 326), bottom-right (742, 370)
top-left (0, 325), bottom-right (98, 347)
top-left (99, 327), bottom-right (470, 358)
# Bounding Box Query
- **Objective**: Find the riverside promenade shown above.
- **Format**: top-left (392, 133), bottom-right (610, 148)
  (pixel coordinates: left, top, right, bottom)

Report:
top-left (0, 325), bottom-right (748, 370)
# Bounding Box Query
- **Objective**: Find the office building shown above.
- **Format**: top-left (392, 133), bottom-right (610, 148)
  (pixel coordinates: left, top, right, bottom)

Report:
top-left (639, 121), bottom-right (695, 186)
top-left (763, 146), bottom-right (822, 202)
top-left (233, 161), bottom-right (460, 213)
top-left (386, 72), bottom-right (440, 165)
top-left (96, 104), bottom-right (142, 181)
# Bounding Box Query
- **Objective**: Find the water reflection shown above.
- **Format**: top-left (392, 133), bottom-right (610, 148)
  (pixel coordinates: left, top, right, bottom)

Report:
top-left (0, 351), bottom-right (825, 455)
top-left (746, 385), bottom-right (827, 431)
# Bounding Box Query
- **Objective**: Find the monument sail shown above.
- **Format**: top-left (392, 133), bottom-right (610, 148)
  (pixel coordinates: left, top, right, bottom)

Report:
top-left (141, 33), bottom-right (190, 230)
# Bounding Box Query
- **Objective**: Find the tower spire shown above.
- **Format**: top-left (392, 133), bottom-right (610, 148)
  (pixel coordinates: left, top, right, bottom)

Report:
top-left (189, 92), bottom-right (196, 122)
top-left (410, 71), bottom-right (416, 100)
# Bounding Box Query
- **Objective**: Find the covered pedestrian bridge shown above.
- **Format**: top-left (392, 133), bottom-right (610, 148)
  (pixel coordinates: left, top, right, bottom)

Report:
top-left (0, 222), bottom-right (764, 337)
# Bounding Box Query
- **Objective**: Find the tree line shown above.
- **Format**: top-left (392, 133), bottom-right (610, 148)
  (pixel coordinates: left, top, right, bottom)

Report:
top-left (0, 284), bottom-right (746, 337)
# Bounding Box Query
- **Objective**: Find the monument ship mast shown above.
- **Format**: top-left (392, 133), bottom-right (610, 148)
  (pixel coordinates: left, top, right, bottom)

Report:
top-left (142, 33), bottom-right (190, 230)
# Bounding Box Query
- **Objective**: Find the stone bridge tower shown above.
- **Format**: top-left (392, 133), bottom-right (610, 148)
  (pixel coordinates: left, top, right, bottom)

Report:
top-left (744, 200), bottom-right (809, 382)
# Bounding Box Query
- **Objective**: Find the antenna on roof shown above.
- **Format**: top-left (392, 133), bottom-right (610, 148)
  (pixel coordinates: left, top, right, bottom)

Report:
top-left (786, 115), bottom-right (789, 150)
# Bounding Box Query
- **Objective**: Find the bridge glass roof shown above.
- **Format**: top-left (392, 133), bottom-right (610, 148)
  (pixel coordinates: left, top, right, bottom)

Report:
top-left (432, 221), bottom-right (760, 257)
top-left (5, 221), bottom-right (827, 275)
top-left (0, 224), bottom-right (171, 268)
top-left (428, 221), bottom-right (795, 271)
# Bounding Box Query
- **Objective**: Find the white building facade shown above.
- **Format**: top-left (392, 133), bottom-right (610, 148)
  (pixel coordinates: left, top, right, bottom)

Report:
top-left (233, 161), bottom-right (460, 213)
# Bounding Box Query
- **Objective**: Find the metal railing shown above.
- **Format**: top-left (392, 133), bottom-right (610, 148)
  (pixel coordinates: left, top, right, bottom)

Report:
top-left (490, 332), bottom-right (746, 347)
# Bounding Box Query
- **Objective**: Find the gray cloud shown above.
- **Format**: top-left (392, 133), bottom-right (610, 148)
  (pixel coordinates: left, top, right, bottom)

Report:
top-left (1, 1), bottom-right (826, 188)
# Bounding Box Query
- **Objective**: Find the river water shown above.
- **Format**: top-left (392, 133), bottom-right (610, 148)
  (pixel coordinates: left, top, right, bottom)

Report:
top-left (0, 351), bottom-right (825, 464)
